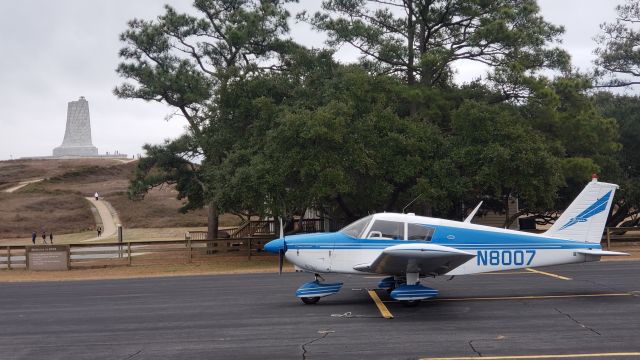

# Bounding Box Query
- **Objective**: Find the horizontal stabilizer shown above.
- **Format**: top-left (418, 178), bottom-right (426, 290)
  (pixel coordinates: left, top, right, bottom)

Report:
top-left (575, 249), bottom-right (629, 256)
top-left (353, 243), bottom-right (475, 276)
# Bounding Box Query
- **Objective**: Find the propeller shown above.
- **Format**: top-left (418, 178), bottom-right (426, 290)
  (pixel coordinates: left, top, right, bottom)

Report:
top-left (278, 217), bottom-right (286, 275)
top-left (278, 248), bottom-right (285, 275)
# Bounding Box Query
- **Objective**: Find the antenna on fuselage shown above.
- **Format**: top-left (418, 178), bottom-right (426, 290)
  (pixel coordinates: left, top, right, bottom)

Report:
top-left (402, 193), bottom-right (423, 214)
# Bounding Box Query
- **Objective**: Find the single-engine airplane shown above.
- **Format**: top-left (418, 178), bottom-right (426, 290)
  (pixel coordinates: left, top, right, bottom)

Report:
top-left (265, 178), bottom-right (629, 305)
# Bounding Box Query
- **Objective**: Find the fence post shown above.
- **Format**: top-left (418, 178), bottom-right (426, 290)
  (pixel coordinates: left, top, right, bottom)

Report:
top-left (118, 225), bottom-right (123, 259)
top-left (127, 242), bottom-right (132, 266)
top-left (7, 246), bottom-right (11, 270)
top-left (248, 238), bottom-right (252, 260)
top-left (187, 238), bottom-right (192, 264)
top-left (606, 227), bottom-right (611, 250)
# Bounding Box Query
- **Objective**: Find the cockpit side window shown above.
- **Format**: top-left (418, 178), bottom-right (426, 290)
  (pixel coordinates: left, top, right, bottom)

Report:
top-left (408, 223), bottom-right (435, 241)
top-left (367, 220), bottom-right (405, 240)
top-left (340, 215), bottom-right (372, 238)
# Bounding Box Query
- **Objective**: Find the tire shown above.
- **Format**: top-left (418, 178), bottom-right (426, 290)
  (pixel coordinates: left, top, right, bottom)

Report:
top-left (400, 300), bottom-right (420, 307)
top-left (300, 296), bottom-right (321, 305)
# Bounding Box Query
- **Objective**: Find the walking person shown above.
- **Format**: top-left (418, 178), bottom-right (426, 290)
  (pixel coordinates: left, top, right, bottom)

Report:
top-left (94, 191), bottom-right (99, 201)
top-left (97, 226), bottom-right (102, 237)
top-left (49, 232), bottom-right (53, 244)
top-left (31, 231), bottom-right (36, 245)
top-left (41, 231), bottom-right (47, 244)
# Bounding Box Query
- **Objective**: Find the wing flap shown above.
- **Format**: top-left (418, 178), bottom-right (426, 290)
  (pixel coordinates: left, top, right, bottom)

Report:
top-left (354, 243), bottom-right (475, 276)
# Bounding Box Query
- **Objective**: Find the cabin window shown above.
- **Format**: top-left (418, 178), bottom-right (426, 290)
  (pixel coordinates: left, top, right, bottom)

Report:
top-left (367, 220), bottom-right (405, 240)
top-left (340, 215), bottom-right (372, 238)
top-left (408, 223), bottom-right (435, 241)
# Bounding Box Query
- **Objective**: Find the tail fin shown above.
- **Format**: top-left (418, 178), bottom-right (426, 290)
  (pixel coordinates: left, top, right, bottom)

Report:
top-left (544, 178), bottom-right (618, 243)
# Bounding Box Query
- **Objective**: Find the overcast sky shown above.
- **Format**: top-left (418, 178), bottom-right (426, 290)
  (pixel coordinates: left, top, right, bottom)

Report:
top-left (0, 0), bottom-right (624, 161)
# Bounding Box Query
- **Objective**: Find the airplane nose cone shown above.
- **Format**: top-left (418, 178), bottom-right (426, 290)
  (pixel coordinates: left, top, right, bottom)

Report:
top-left (264, 238), bottom-right (286, 254)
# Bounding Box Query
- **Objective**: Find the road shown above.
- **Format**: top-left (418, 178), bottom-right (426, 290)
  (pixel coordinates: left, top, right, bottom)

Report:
top-left (0, 261), bottom-right (639, 360)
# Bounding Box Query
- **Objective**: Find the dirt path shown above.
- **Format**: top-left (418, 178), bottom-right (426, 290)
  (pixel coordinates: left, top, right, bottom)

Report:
top-left (82, 197), bottom-right (119, 241)
top-left (3, 178), bottom-right (43, 193)
top-left (113, 158), bottom-right (137, 164)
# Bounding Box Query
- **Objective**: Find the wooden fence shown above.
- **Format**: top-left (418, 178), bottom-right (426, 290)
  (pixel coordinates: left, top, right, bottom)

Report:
top-left (604, 226), bottom-right (640, 249)
top-left (0, 246), bottom-right (26, 269)
top-left (2, 226), bottom-right (638, 270)
top-left (186, 219), bottom-right (328, 240)
top-left (0, 237), bottom-right (274, 270)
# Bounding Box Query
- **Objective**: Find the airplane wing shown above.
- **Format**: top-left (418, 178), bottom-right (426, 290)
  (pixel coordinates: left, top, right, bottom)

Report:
top-left (353, 243), bottom-right (476, 277)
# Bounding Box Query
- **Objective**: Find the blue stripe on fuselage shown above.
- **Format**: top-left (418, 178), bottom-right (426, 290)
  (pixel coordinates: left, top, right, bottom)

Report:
top-left (283, 225), bottom-right (600, 251)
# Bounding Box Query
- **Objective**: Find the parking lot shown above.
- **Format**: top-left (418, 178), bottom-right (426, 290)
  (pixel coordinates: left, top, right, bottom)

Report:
top-left (1, 261), bottom-right (639, 359)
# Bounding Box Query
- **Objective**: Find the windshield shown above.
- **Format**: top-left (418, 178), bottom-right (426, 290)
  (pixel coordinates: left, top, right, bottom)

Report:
top-left (340, 215), bottom-right (373, 238)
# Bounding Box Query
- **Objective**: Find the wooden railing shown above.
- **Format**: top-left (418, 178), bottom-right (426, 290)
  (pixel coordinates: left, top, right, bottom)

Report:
top-left (186, 231), bottom-right (208, 240)
top-left (299, 219), bottom-right (326, 233)
top-left (0, 237), bottom-right (275, 270)
top-left (0, 246), bottom-right (26, 269)
top-left (604, 226), bottom-right (640, 249)
top-left (188, 219), bottom-right (329, 240)
top-left (231, 220), bottom-right (275, 238)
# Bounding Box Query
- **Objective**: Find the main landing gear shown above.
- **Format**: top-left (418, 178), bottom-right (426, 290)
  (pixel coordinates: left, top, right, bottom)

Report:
top-left (377, 273), bottom-right (439, 307)
top-left (296, 274), bottom-right (343, 305)
top-left (295, 273), bottom-right (439, 306)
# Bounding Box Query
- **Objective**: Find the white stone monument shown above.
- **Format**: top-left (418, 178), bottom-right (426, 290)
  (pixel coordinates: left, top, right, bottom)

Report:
top-left (53, 96), bottom-right (98, 157)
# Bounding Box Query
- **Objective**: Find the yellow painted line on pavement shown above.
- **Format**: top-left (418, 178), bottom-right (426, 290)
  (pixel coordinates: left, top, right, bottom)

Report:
top-left (422, 352), bottom-right (640, 359)
top-left (526, 268), bottom-right (572, 280)
top-left (367, 289), bottom-right (394, 319)
top-left (383, 293), bottom-right (631, 303)
top-left (476, 271), bottom-right (533, 275)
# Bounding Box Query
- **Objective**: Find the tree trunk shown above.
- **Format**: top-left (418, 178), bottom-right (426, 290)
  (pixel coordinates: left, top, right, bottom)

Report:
top-left (335, 194), bottom-right (357, 222)
top-left (406, 0), bottom-right (415, 86)
top-left (405, 0), bottom-right (417, 116)
top-left (423, 201), bottom-right (433, 217)
top-left (207, 200), bottom-right (219, 240)
top-left (503, 210), bottom-right (527, 229)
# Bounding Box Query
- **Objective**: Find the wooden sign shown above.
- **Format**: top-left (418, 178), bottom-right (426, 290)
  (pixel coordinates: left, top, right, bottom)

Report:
top-left (26, 245), bottom-right (69, 271)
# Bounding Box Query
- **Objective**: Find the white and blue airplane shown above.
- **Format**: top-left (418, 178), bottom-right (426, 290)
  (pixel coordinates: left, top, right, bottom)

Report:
top-left (265, 178), bottom-right (629, 305)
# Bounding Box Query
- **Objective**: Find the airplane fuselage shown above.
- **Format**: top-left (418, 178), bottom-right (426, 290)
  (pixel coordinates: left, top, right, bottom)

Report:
top-left (281, 214), bottom-right (602, 276)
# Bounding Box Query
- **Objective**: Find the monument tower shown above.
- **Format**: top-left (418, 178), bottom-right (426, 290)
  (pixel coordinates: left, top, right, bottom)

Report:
top-left (53, 96), bottom-right (98, 157)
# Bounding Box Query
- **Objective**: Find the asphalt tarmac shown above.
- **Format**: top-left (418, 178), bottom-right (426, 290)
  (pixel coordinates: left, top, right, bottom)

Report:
top-left (1, 261), bottom-right (639, 360)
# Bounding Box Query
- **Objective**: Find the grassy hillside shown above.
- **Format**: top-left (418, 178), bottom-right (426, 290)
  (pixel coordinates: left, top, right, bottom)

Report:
top-left (0, 192), bottom-right (93, 238)
top-left (0, 159), bottom-right (237, 239)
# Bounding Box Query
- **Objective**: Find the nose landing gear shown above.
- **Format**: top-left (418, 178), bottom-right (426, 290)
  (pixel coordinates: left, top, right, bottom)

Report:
top-left (296, 273), bottom-right (343, 305)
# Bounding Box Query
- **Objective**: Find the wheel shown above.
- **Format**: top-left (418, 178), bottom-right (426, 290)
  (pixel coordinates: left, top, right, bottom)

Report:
top-left (386, 287), bottom-right (395, 294)
top-left (400, 300), bottom-right (421, 307)
top-left (300, 296), bottom-right (321, 305)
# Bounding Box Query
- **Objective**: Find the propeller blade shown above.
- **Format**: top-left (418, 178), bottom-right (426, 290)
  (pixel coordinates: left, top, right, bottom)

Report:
top-left (279, 217), bottom-right (284, 239)
top-left (278, 249), bottom-right (284, 275)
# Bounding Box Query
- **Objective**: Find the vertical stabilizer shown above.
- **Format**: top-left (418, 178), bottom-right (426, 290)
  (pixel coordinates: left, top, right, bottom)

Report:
top-left (544, 178), bottom-right (618, 243)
